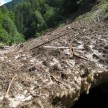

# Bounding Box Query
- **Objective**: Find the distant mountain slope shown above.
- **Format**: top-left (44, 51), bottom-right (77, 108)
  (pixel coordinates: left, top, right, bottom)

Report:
top-left (4, 0), bottom-right (24, 10)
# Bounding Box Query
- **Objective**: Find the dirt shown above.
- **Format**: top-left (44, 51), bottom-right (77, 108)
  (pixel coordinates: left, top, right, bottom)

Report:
top-left (0, 20), bottom-right (108, 108)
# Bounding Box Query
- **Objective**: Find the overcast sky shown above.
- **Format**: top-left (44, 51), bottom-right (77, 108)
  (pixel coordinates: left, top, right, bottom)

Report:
top-left (0, 0), bottom-right (12, 6)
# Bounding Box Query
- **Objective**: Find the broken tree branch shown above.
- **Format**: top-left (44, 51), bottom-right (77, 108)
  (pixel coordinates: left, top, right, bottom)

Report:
top-left (43, 44), bottom-right (87, 60)
top-left (30, 31), bottom-right (73, 50)
top-left (68, 44), bottom-right (74, 57)
top-left (43, 46), bottom-right (70, 49)
top-left (73, 52), bottom-right (88, 60)
top-left (69, 44), bottom-right (88, 60)
top-left (43, 45), bottom-right (84, 50)
top-left (5, 74), bottom-right (17, 97)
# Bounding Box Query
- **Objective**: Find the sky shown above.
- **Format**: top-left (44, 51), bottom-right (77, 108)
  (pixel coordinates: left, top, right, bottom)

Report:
top-left (0, 0), bottom-right (12, 6)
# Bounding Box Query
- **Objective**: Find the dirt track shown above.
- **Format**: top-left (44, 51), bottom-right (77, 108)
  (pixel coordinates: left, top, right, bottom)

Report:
top-left (0, 20), bottom-right (108, 108)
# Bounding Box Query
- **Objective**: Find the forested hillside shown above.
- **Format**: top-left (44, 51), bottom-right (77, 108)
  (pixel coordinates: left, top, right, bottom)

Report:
top-left (0, 6), bottom-right (24, 45)
top-left (0, 0), bottom-right (103, 45)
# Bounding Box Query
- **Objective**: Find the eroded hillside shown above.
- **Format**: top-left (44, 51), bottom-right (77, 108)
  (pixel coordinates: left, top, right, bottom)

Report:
top-left (0, 18), bottom-right (108, 108)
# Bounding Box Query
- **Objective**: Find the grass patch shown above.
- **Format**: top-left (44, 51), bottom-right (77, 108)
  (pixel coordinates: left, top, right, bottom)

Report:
top-left (76, 2), bottom-right (108, 21)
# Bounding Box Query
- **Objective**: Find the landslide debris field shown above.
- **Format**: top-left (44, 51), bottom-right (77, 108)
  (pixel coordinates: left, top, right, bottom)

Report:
top-left (0, 20), bottom-right (108, 108)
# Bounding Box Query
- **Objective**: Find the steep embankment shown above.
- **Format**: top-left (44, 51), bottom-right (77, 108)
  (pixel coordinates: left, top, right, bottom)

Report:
top-left (0, 3), bottom-right (108, 108)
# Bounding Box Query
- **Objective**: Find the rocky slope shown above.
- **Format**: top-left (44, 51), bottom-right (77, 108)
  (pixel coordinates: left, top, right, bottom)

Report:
top-left (0, 19), bottom-right (108, 108)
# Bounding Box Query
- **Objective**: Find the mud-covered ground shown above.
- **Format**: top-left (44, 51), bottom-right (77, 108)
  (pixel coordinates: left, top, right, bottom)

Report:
top-left (0, 20), bottom-right (108, 108)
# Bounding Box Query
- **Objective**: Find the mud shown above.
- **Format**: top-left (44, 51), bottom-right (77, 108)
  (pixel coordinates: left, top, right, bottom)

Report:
top-left (0, 20), bottom-right (108, 108)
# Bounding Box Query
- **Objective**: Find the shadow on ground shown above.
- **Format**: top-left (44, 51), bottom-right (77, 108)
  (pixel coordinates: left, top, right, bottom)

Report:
top-left (72, 83), bottom-right (108, 108)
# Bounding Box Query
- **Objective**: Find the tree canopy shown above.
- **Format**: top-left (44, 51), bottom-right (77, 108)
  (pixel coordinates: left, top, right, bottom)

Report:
top-left (0, 0), bottom-right (98, 44)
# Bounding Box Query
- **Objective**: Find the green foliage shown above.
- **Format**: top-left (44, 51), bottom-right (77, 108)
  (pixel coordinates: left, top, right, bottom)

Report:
top-left (3, 16), bottom-right (24, 44)
top-left (4, 0), bottom-right (24, 10)
top-left (0, 6), bottom-right (25, 45)
top-left (91, 1), bottom-right (108, 20)
top-left (44, 6), bottom-right (56, 27)
top-left (14, 0), bottom-right (64, 39)
top-left (35, 10), bottom-right (47, 31)
top-left (0, 0), bottom-right (99, 43)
